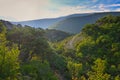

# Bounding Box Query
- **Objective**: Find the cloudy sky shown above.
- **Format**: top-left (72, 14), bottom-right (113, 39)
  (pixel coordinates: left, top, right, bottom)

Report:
top-left (0, 0), bottom-right (120, 21)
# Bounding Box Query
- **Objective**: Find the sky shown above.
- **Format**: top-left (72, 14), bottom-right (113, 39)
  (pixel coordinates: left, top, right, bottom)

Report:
top-left (0, 0), bottom-right (120, 21)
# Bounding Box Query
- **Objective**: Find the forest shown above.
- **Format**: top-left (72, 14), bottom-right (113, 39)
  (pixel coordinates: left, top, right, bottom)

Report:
top-left (0, 15), bottom-right (120, 80)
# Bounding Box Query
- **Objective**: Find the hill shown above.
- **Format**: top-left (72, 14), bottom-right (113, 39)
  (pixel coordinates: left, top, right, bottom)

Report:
top-left (54, 15), bottom-right (120, 80)
top-left (0, 14), bottom-right (120, 80)
top-left (49, 12), bottom-right (120, 33)
top-left (11, 13), bottom-right (91, 29)
top-left (44, 29), bottom-right (71, 42)
top-left (0, 20), bottom-right (15, 29)
top-left (12, 17), bottom-right (64, 29)
top-left (0, 20), bottom-right (71, 42)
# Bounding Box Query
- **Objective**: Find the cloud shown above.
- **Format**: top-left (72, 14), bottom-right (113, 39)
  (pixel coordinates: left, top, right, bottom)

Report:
top-left (115, 8), bottom-right (120, 11)
top-left (92, 3), bottom-right (120, 12)
top-left (52, 6), bottom-right (96, 16)
top-left (92, 0), bottom-right (98, 2)
top-left (0, 0), bottom-right (51, 21)
top-left (0, 0), bottom-right (119, 21)
top-left (98, 4), bottom-right (105, 10)
top-left (0, 16), bottom-right (17, 21)
top-left (97, 4), bottom-right (120, 9)
top-left (107, 4), bottom-right (120, 7)
top-left (32, 6), bottom-right (96, 19)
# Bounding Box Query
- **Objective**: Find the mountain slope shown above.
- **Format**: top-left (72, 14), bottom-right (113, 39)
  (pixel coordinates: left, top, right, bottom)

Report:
top-left (44, 29), bottom-right (71, 42)
top-left (49, 12), bottom-right (120, 33)
top-left (0, 20), bottom-right (15, 29)
top-left (12, 17), bottom-right (64, 29)
top-left (0, 20), bottom-right (71, 42)
top-left (11, 13), bottom-right (91, 29)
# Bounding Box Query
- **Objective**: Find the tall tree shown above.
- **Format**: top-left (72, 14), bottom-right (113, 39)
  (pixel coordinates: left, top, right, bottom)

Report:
top-left (87, 58), bottom-right (110, 80)
top-left (0, 22), bottom-right (20, 80)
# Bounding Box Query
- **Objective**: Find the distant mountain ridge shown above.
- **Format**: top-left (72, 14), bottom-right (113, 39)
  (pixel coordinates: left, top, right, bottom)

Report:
top-left (12, 12), bottom-right (120, 33)
top-left (48, 12), bottom-right (120, 33)
top-left (11, 13), bottom-right (91, 29)
top-left (12, 17), bottom-right (64, 29)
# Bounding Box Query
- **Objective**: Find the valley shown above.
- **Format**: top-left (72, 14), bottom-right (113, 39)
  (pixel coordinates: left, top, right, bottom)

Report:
top-left (0, 13), bottom-right (120, 80)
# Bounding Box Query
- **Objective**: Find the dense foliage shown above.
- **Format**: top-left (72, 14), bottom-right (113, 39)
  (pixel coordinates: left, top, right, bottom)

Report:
top-left (0, 23), bottom-right (19, 80)
top-left (0, 15), bottom-right (120, 80)
top-left (54, 15), bottom-right (120, 80)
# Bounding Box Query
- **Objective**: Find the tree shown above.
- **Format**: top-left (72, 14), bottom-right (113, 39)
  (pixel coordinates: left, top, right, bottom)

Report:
top-left (115, 75), bottom-right (120, 80)
top-left (0, 22), bottom-right (20, 80)
top-left (20, 60), bottom-right (58, 80)
top-left (7, 26), bottom-right (49, 62)
top-left (75, 15), bottom-right (120, 79)
top-left (87, 58), bottom-right (110, 80)
top-left (67, 61), bottom-right (83, 80)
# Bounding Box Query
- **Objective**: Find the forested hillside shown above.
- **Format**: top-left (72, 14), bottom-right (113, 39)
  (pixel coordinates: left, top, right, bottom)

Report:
top-left (0, 15), bottom-right (120, 80)
top-left (54, 15), bottom-right (120, 80)
top-left (49, 12), bottom-right (120, 33)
